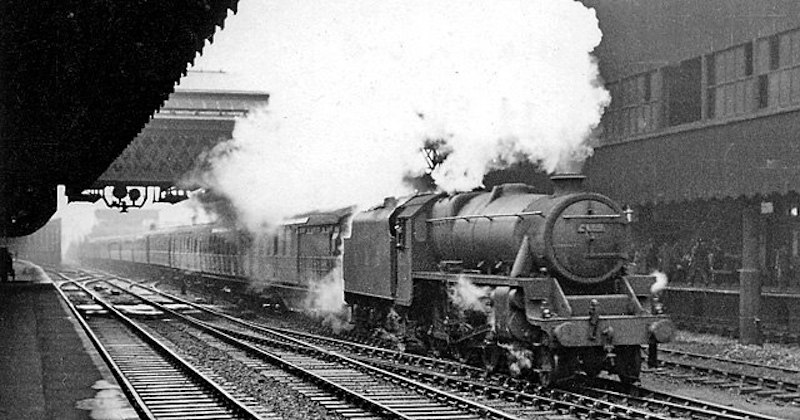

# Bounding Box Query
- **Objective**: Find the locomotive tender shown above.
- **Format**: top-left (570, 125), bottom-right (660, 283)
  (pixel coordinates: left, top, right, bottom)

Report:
top-left (81, 174), bottom-right (673, 385)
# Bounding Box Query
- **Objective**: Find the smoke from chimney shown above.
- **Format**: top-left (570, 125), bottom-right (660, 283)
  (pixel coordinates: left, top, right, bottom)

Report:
top-left (192, 0), bottom-right (609, 229)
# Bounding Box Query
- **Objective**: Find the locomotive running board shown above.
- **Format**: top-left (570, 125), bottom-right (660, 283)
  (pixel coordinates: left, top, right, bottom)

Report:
top-left (412, 271), bottom-right (523, 287)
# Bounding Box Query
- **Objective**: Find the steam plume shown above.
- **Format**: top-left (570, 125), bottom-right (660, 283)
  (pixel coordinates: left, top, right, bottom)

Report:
top-left (302, 262), bottom-right (352, 333)
top-left (303, 263), bottom-right (345, 314)
top-left (650, 270), bottom-right (669, 295)
top-left (192, 0), bottom-right (608, 229)
top-left (499, 342), bottom-right (534, 377)
top-left (449, 276), bottom-right (492, 313)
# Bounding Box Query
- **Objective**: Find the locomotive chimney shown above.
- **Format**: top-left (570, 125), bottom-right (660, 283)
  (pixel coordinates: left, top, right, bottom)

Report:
top-left (550, 173), bottom-right (585, 195)
top-left (383, 196), bottom-right (398, 209)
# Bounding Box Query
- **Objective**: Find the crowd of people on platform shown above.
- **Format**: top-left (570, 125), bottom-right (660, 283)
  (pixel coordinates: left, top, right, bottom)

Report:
top-left (629, 237), bottom-right (726, 285)
top-left (629, 235), bottom-right (800, 290)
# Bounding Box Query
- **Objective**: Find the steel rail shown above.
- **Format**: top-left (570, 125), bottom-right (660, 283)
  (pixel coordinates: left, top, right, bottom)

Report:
top-left (650, 352), bottom-right (800, 401)
top-left (54, 279), bottom-right (157, 420)
top-left (100, 271), bottom-right (787, 420)
top-left (577, 376), bottom-right (786, 420)
top-left (231, 325), bottom-right (676, 420)
top-left (658, 346), bottom-right (800, 374)
top-left (103, 279), bottom-right (521, 420)
top-left (105, 275), bottom-right (677, 419)
top-left (57, 274), bottom-right (266, 419)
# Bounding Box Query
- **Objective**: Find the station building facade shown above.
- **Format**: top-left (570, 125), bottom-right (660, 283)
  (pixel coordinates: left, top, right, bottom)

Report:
top-left (580, 1), bottom-right (800, 342)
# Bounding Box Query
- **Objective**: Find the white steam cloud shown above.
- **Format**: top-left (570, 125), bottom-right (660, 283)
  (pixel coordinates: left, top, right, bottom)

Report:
top-left (75, 380), bottom-right (138, 420)
top-left (302, 261), bottom-right (353, 333)
top-left (499, 342), bottom-right (534, 377)
top-left (650, 270), bottom-right (669, 295)
top-left (303, 263), bottom-right (345, 314)
top-left (155, 196), bottom-right (214, 229)
top-left (194, 0), bottom-right (608, 229)
top-left (449, 276), bottom-right (492, 313)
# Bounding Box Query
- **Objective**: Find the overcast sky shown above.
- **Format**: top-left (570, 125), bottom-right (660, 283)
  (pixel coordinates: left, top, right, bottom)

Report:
top-left (55, 1), bottom-right (610, 253)
top-left (184, 0), bottom-right (609, 228)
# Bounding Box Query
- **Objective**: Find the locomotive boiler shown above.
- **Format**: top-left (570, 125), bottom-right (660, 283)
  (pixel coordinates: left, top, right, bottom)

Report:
top-left (344, 174), bottom-right (674, 385)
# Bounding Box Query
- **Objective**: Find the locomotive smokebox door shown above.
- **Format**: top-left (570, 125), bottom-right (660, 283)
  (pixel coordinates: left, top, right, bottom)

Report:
top-left (550, 198), bottom-right (627, 283)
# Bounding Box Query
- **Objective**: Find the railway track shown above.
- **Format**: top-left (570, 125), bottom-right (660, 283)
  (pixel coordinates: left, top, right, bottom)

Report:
top-left (649, 347), bottom-right (800, 402)
top-left (59, 271), bottom-right (530, 420)
top-left (658, 347), bottom-right (800, 375)
top-left (56, 280), bottom-right (272, 420)
top-left (82, 272), bottom-right (640, 419)
top-left (268, 331), bottom-right (793, 420)
top-left (84, 269), bottom-right (787, 420)
top-left (265, 328), bottom-right (787, 420)
top-left (185, 327), bottom-right (515, 420)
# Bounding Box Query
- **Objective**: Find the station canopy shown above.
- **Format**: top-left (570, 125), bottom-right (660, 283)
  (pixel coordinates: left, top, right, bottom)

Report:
top-left (585, 109), bottom-right (800, 206)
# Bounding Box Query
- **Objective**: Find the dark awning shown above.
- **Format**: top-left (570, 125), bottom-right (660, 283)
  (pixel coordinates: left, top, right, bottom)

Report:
top-left (0, 0), bottom-right (239, 235)
top-left (584, 108), bottom-right (800, 205)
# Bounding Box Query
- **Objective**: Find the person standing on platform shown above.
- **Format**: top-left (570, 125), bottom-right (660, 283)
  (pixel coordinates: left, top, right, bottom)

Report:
top-left (688, 238), bottom-right (710, 286)
top-left (0, 247), bottom-right (12, 282)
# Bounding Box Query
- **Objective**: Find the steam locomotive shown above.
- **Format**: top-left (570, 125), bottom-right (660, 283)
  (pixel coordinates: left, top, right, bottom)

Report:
top-left (80, 174), bottom-right (674, 385)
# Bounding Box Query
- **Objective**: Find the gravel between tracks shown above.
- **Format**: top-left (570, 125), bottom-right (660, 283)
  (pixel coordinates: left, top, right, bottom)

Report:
top-left (664, 331), bottom-right (800, 369)
top-left (139, 318), bottom-right (344, 420)
top-left (648, 330), bottom-right (800, 419)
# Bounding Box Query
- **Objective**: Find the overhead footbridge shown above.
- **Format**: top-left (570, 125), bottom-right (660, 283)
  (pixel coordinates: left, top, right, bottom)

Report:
top-left (69, 71), bottom-right (269, 213)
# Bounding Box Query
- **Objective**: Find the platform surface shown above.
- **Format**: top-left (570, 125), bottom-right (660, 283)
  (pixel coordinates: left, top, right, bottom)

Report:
top-left (0, 262), bottom-right (136, 419)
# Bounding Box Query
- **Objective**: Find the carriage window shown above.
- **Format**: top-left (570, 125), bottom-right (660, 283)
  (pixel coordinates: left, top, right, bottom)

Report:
top-left (330, 227), bottom-right (340, 254)
top-left (395, 220), bottom-right (406, 249)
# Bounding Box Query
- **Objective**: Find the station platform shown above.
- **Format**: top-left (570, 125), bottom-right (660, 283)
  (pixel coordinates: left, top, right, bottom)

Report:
top-left (0, 261), bottom-right (136, 420)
